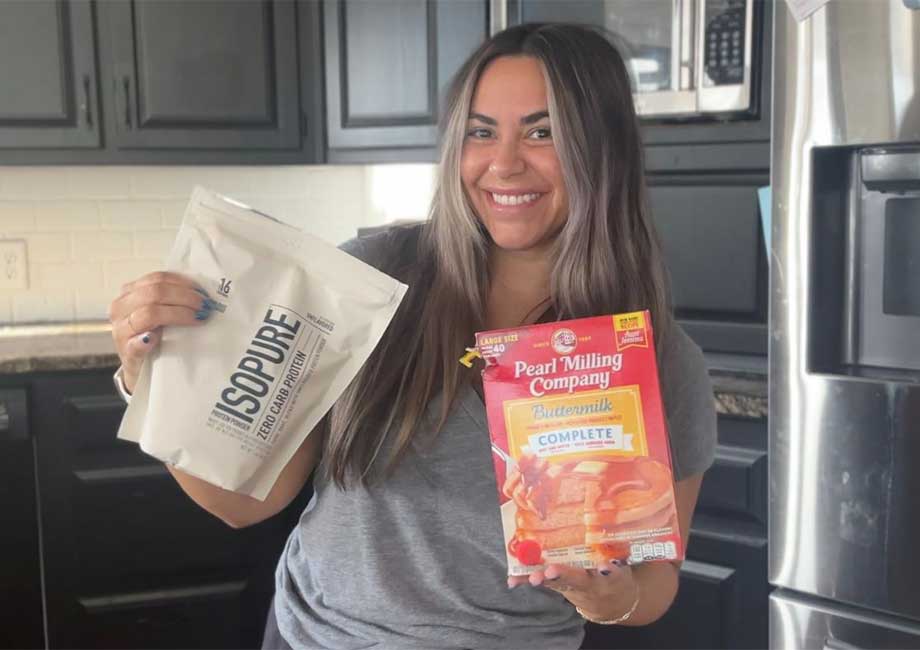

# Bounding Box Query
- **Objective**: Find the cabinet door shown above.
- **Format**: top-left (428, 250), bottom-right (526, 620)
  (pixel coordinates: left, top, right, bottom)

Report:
top-left (324, 0), bottom-right (486, 160)
top-left (649, 181), bottom-right (769, 354)
top-left (0, 388), bottom-right (44, 649)
top-left (30, 369), bottom-right (307, 649)
top-left (649, 183), bottom-right (764, 316)
top-left (0, 0), bottom-right (100, 149)
top-left (696, 415), bottom-right (767, 527)
top-left (100, 0), bottom-right (301, 150)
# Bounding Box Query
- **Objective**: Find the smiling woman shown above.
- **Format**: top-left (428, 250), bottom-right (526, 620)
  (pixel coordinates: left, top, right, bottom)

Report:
top-left (461, 56), bottom-right (569, 255)
top-left (107, 21), bottom-right (716, 650)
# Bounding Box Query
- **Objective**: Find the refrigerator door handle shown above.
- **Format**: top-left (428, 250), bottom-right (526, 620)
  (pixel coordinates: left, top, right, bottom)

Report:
top-left (824, 638), bottom-right (863, 650)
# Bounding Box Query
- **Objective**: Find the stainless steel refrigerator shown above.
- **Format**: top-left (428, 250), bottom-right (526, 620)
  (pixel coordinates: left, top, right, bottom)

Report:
top-left (770, 0), bottom-right (920, 647)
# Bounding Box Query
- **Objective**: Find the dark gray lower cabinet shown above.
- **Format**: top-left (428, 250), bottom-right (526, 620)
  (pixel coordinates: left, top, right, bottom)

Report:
top-left (22, 368), bottom-right (310, 649)
top-left (8, 367), bottom-right (768, 648)
top-left (0, 388), bottom-right (44, 649)
top-left (0, 0), bottom-right (100, 149)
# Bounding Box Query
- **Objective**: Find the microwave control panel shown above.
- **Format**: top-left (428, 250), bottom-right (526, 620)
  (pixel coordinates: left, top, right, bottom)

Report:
top-left (703, 0), bottom-right (747, 86)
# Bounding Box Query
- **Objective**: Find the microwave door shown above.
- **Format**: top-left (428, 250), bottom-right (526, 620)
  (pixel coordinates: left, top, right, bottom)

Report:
top-left (625, 0), bottom-right (698, 117)
top-left (697, 0), bottom-right (754, 113)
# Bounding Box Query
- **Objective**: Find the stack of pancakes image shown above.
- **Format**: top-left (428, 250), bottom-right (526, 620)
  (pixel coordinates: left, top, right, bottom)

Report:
top-left (505, 455), bottom-right (676, 561)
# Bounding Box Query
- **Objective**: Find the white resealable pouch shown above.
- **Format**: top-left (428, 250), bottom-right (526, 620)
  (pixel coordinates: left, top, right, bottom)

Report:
top-left (117, 186), bottom-right (408, 500)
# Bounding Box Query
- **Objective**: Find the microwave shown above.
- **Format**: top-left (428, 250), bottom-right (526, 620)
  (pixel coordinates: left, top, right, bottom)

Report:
top-left (492, 0), bottom-right (757, 119)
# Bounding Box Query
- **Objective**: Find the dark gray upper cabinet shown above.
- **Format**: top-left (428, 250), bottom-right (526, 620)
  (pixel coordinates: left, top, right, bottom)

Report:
top-left (650, 184), bottom-right (763, 316)
top-left (0, 0), bottom-right (100, 149)
top-left (99, 0), bottom-right (301, 150)
top-left (2, 0), bottom-right (323, 164)
top-left (324, 0), bottom-right (487, 162)
top-left (649, 180), bottom-right (769, 354)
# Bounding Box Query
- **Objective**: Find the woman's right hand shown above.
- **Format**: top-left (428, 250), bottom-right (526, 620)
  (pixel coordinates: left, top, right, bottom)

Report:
top-left (107, 271), bottom-right (216, 394)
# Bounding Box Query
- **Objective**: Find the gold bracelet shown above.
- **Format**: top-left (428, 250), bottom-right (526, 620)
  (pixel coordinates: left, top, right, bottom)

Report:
top-left (575, 583), bottom-right (640, 625)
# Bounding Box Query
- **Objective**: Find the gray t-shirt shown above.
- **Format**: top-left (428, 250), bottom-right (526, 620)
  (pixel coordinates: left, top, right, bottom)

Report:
top-left (273, 227), bottom-right (717, 650)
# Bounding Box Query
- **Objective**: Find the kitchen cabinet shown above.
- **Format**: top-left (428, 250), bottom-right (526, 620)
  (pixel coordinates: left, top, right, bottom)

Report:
top-left (0, 388), bottom-right (44, 649)
top-left (649, 180), bottom-right (769, 355)
top-left (0, 367), bottom-right (311, 649)
top-left (99, 0), bottom-right (301, 151)
top-left (323, 0), bottom-right (488, 163)
top-left (0, 0), bottom-right (100, 150)
top-left (1, 0), bottom-right (324, 164)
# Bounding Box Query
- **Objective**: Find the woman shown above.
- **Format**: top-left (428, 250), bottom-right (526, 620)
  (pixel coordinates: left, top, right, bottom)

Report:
top-left (108, 23), bottom-right (716, 650)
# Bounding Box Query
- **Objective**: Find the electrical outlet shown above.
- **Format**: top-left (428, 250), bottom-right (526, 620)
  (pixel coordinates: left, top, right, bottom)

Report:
top-left (0, 239), bottom-right (28, 290)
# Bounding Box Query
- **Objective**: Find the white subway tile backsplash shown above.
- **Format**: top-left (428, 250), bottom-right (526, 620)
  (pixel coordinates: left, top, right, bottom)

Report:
top-left (75, 289), bottom-right (115, 321)
top-left (72, 231), bottom-right (134, 261)
top-left (12, 290), bottom-right (76, 323)
top-left (63, 167), bottom-right (134, 199)
top-left (16, 233), bottom-right (71, 262)
top-left (0, 202), bottom-right (37, 233)
top-left (134, 230), bottom-right (178, 260)
top-left (131, 167), bottom-right (266, 199)
top-left (100, 200), bottom-right (164, 230)
top-left (160, 200), bottom-right (188, 228)
top-left (36, 201), bottom-right (100, 231)
top-left (104, 259), bottom-right (163, 292)
top-left (1, 164), bottom-right (434, 323)
top-left (0, 168), bottom-right (69, 200)
top-left (31, 262), bottom-right (104, 291)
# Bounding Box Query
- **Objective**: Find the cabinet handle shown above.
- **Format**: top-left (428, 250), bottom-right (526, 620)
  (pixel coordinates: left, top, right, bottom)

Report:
top-left (0, 402), bottom-right (9, 435)
top-left (82, 74), bottom-right (93, 128)
top-left (0, 391), bottom-right (28, 442)
top-left (123, 76), bottom-right (132, 129)
top-left (0, 400), bottom-right (26, 442)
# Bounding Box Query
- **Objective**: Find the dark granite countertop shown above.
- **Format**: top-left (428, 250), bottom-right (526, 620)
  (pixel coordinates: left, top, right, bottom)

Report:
top-left (0, 323), bottom-right (119, 375)
top-left (0, 325), bottom-right (768, 419)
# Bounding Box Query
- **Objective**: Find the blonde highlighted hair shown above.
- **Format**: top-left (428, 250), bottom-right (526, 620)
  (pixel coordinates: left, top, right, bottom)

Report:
top-left (325, 23), bottom-right (673, 487)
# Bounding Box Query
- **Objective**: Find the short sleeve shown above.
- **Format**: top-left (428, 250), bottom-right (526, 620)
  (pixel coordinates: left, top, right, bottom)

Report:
top-left (658, 325), bottom-right (717, 481)
top-left (337, 224), bottom-right (421, 274)
top-left (338, 230), bottom-right (393, 272)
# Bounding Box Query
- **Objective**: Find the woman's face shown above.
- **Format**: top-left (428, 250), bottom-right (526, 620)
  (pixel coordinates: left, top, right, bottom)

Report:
top-left (461, 55), bottom-right (568, 254)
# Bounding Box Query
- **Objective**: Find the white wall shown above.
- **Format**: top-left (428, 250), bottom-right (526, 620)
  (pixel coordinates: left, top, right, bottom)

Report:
top-left (0, 164), bottom-right (436, 324)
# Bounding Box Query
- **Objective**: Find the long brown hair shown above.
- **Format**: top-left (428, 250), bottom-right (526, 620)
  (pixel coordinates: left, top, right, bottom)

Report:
top-left (324, 23), bottom-right (673, 487)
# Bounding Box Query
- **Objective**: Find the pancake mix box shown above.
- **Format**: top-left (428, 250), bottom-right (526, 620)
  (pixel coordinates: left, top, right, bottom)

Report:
top-left (476, 311), bottom-right (682, 575)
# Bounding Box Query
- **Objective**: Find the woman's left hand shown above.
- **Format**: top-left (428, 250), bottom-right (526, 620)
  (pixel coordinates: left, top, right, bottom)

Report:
top-left (508, 561), bottom-right (638, 621)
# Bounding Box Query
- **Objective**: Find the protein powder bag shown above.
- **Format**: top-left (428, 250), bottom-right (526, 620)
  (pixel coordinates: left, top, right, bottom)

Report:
top-left (117, 187), bottom-right (408, 500)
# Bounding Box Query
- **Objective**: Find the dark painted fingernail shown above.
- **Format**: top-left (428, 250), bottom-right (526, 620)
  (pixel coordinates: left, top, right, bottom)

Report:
top-left (201, 298), bottom-right (216, 311)
top-left (609, 558), bottom-right (626, 567)
top-left (195, 287), bottom-right (211, 298)
top-left (599, 569), bottom-right (611, 576)
top-left (195, 309), bottom-right (210, 320)
top-left (141, 333), bottom-right (150, 344)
